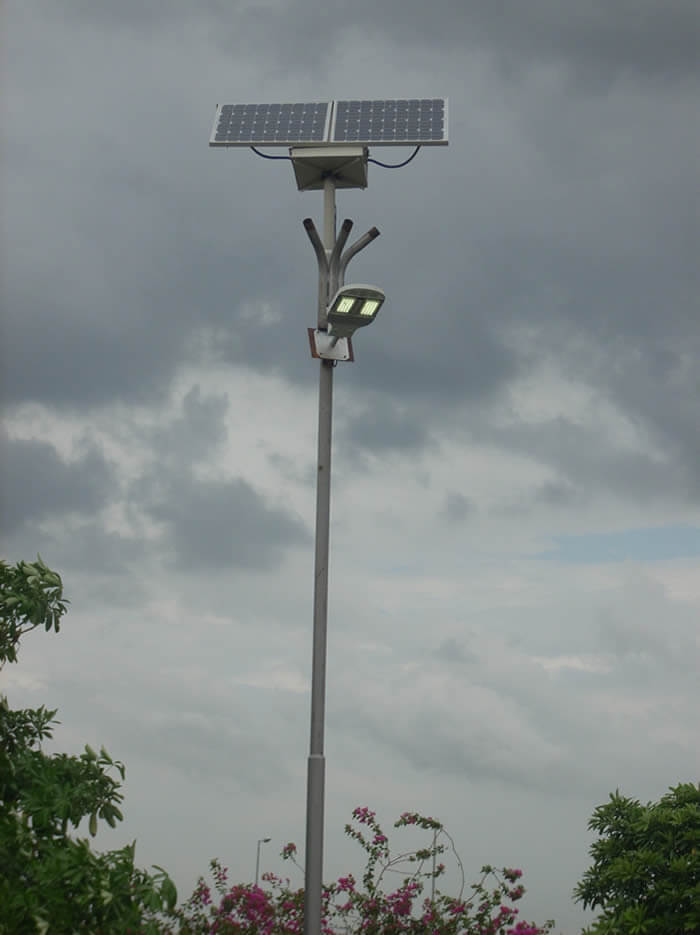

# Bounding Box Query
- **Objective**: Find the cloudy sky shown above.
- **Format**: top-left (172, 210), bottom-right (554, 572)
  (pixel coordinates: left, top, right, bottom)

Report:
top-left (2, 1), bottom-right (699, 930)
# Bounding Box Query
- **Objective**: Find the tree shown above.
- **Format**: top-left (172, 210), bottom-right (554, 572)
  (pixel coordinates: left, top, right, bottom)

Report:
top-left (0, 557), bottom-right (176, 935)
top-left (575, 783), bottom-right (700, 935)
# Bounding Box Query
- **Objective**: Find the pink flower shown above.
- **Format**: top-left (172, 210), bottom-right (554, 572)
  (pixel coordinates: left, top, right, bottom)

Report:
top-left (352, 806), bottom-right (376, 824)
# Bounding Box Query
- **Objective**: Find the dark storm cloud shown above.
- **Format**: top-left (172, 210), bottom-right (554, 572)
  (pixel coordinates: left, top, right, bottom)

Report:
top-left (4, 0), bottom-right (697, 507)
top-left (0, 152), bottom-right (304, 409)
top-left (52, 0), bottom-right (699, 80)
top-left (1, 0), bottom-right (311, 411)
top-left (337, 0), bottom-right (700, 80)
top-left (134, 470), bottom-right (310, 571)
top-left (0, 433), bottom-right (116, 533)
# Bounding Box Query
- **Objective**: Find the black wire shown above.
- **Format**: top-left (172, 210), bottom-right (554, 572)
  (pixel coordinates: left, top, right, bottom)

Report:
top-left (250, 144), bottom-right (421, 168)
top-left (367, 146), bottom-right (421, 169)
top-left (250, 146), bottom-right (293, 161)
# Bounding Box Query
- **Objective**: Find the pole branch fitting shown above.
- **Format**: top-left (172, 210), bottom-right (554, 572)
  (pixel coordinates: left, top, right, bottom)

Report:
top-left (338, 226), bottom-right (381, 285)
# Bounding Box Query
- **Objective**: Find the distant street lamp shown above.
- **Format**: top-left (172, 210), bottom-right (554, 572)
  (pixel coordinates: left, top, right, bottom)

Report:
top-left (255, 837), bottom-right (271, 887)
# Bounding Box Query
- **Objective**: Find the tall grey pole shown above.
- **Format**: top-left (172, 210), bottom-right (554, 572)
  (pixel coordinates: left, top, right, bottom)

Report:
top-left (304, 175), bottom-right (337, 935)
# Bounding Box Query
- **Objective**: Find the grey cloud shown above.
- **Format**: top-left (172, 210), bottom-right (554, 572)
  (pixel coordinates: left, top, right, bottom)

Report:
top-left (352, 698), bottom-right (584, 794)
top-left (143, 386), bottom-right (229, 465)
top-left (266, 452), bottom-right (316, 488)
top-left (0, 177), bottom-right (303, 410)
top-left (434, 637), bottom-right (477, 665)
top-left (119, 715), bottom-right (293, 794)
top-left (602, 349), bottom-right (700, 500)
top-left (46, 522), bottom-right (146, 577)
top-left (3, 0), bottom-right (696, 512)
top-left (135, 471), bottom-right (311, 571)
top-left (595, 575), bottom-right (700, 677)
top-left (342, 398), bottom-right (432, 455)
top-left (339, 614), bottom-right (698, 796)
top-left (441, 492), bottom-right (474, 523)
top-left (39, 662), bottom-right (302, 794)
top-left (53, 0), bottom-right (700, 81)
top-left (378, 0), bottom-right (700, 80)
top-left (480, 416), bottom-right (695, 505)
top-left (533, 480), bottom-right (583, 507)
top-left (0, 433), bottom-right (116, 534)
top-left (499, 479), bottom-right (585, 514)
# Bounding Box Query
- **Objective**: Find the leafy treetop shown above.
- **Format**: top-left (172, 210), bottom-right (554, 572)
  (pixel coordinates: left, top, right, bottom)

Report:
top-left (575, 783), bottom-right (700, 935)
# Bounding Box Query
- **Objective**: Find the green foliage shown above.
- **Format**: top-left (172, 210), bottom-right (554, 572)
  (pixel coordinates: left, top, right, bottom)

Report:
top-left (575, 783), bottom-right (700, 935)
top-left (0, 556), bottom-right (68, 667)
top-left (0, 558), bottom-right (177, 934)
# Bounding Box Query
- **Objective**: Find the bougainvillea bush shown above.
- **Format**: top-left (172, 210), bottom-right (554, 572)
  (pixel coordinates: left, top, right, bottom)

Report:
top-left (165, 806), bottom-right (554, 934)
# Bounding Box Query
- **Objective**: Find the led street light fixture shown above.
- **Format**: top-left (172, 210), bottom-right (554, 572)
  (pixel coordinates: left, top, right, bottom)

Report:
top-left (327, 284), bottom-right (385, 338)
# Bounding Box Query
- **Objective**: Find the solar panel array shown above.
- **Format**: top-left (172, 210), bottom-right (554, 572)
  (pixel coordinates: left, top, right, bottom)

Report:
top-left (210, 99), bottom-right (447, 147)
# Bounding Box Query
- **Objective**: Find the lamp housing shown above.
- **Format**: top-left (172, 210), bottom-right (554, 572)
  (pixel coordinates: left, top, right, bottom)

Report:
top-left (327, 284), bottom-right (385, 338)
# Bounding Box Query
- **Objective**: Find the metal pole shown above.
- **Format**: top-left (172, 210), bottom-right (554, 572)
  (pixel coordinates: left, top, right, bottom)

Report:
top-left (304, 175), bottom-right (336, 935)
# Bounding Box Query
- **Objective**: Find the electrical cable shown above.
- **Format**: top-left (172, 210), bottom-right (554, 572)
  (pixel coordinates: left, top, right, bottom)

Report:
top-left (251, 144), bottom-right (422, 169)
top-left (367, 146), bottom-right (421, 168)
top-left (250, 146), bottom-right (293, 161)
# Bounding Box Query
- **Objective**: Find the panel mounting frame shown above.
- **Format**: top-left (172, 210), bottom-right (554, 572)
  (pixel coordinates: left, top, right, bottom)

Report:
top-left (290, 146), bottom-right (369, 191)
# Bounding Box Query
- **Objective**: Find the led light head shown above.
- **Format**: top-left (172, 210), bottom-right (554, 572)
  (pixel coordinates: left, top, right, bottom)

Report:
top-left (327, 284), bottom-right (385, 338)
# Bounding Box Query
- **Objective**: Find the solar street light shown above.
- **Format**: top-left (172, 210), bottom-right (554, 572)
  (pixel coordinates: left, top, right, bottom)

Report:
top-left (209, 97), bottom-right (447, 935)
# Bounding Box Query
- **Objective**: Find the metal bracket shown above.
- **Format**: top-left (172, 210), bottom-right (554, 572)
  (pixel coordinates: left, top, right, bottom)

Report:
top-left (303, 218), bottom-right (381, 290)
top-left (307, 328), bottom-right (354, 362)
top-left (303, 211), bottom-right (381, 350)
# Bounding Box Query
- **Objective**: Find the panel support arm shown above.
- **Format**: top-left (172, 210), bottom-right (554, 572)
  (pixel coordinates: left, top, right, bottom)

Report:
top-left (338, 226), bottom-right (381, 285)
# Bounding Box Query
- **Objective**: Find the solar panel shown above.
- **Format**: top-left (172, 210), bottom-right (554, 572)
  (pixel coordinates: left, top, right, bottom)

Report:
top-left (209, 99), bottom-right (448, 147)
top-left (332, 99), bottom-right (447, 145)
top-left (211, 102), bottom-right (330, 146)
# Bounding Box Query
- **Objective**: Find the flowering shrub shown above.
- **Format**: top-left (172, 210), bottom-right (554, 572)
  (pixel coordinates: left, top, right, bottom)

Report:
top-left (165, 808), bottom-right (554, 935)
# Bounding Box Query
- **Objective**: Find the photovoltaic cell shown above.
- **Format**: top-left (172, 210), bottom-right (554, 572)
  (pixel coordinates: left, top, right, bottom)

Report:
top-left (209, 99), bottom-right (448, 146)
